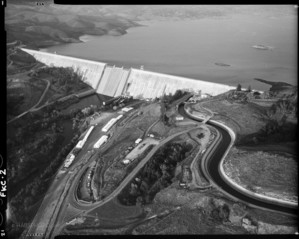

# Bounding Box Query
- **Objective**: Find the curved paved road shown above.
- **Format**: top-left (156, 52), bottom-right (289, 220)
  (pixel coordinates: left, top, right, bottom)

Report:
top-left (68, 126), bottom-right (203, 211)
top-left (24, 101), bottom-right (297, 238)
top-left (178, 103), bottom-right (298, 216)
top-left (24, 106), bottom-right (202, 238)
top-left (47, 126), bottom-right (203, 238)
top-left (7, 78), bottom-right (50, 125)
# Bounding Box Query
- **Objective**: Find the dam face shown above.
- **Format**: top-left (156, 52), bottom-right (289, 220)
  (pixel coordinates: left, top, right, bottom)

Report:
top-left (21, 48), bottom-right (235, 98)
top-left (21, 48), bottom-right (106, 90)
top-left (126, 69), bottom-right (235, 98)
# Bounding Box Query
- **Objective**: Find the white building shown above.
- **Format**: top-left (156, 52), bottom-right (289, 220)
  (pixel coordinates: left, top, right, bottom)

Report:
top-left (122, 107), bottom-right (133, 112)
top-left (102, 118), bottom-right (118, 132)
top-left (135, 138), bottom-right (142, 144)
top-left (122, 159), bottom-right (130, 165)
top-left (82, 126), bottom-right (95, 142)
top-left (75, 140), bottom-right (84, 149)
top-left (116, 114), bottom-right (123, 120)
top-left (64, 154), bottom-right (75, 168)
top-left (176, 116), bottom-right (184, 121)
top-left (93, 135), bottom-right (108, 149)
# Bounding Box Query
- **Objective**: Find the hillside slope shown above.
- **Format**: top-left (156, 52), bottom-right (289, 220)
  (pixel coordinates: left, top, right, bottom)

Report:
top-left (5, 1), bottom-right (140, 48)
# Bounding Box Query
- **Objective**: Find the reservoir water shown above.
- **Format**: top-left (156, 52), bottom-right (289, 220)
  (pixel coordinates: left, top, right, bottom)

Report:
top-left (43, 7), bottom-right (297, 91)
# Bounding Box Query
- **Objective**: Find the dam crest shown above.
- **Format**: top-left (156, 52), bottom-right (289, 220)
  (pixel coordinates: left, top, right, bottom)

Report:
top-left (21, 48), bottom-right (236, 98)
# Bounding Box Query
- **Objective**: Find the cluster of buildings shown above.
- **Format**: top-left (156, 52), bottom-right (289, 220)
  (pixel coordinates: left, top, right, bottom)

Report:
top-left (63, 105), bottom-right (135, 170)
top-left (188, 91), bottom-right (211, 103)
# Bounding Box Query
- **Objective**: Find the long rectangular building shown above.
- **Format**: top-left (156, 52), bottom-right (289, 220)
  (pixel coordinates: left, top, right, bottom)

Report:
top-left (102, 118), bottom-right (118, 132)
top-left (116, 115), bottom-right (123, 120)
top-left (93, 135), bottom-right (108, 149)
top-left (64, 154), bottom-right (75, 168)
top-left (75, 140), bottom-right (84, 149)
top-left (82, 126), bottom-right (95, 142)
top-left (122, 107), bottom-right (133, 112)
top-left (102, 115), bottom-right (123, 132)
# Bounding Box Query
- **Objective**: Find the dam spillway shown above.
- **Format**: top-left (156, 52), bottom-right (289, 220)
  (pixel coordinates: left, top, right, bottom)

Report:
top-left (21, 48), bottom-right (236, 98)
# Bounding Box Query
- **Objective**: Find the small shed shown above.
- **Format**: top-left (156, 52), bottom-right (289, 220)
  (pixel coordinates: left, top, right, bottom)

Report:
top-left (176, 116), bottom-right (184, 121)
top-left (122, 159), bottom-right (130, 165)
top-left (135, 138), bottom-right (142, 144)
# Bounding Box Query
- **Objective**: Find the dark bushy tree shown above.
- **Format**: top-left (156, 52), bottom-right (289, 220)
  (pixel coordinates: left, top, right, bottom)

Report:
top-left (236, 83), bottom-right (242, 91)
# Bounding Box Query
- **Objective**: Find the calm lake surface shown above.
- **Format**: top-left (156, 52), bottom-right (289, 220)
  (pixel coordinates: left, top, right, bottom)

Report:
top-left (43, 8), bottom-right (297, 91)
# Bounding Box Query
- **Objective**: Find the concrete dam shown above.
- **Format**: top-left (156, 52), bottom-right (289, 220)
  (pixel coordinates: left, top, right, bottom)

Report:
top-left (21, 48), bottom-right (235, 98)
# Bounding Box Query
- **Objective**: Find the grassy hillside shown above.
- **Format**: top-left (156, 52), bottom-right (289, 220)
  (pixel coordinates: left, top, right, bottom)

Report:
top-left (223, 147), bottom-right (298, 203)
top-left (8, 4), bottom-right (294, 49)
top-left (5, 1), bottom-right (141, 48)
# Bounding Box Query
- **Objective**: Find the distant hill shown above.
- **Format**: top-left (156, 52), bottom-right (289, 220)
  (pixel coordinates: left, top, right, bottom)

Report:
top-left (5, 2), bottom-right (141, 48)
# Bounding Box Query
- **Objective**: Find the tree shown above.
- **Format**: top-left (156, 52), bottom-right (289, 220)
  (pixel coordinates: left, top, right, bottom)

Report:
top-left (211, 208), bottom-right (221, 221)
top-left (163, 114), bottom-right (169, 125)
top-left (24, 197), bottom-right (33, 211)
top-left (236, 83), bottom-right (242, 91)
top-left (219, 204), bottom-right (230, 221)
top-left (160, 98), bottom-right (166, 123)
top-left (136, 196), bottom-right (144, 206)
top-left (140, 181), bottom-right (149, 193)
top-left (253, 91), bottom-right (260, 96)
top-left (247, 85), bottom-right (252, 92)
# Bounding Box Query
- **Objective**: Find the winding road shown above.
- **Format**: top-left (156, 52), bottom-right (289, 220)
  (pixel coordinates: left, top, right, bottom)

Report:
top-left (178, 103), bottom-right (298, 216)
top-left (7, 79), bottom-right (50, 124)
top-left (23, 100), bottom-right (297, 238)
top-left (23, 105), bottom-right (202, 239)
